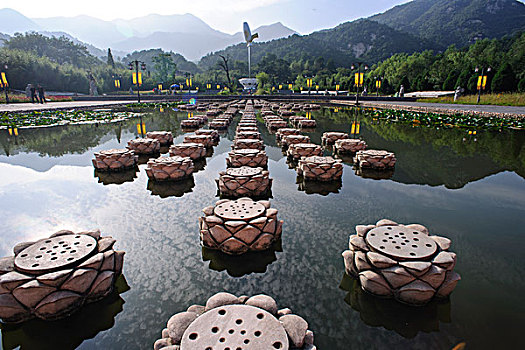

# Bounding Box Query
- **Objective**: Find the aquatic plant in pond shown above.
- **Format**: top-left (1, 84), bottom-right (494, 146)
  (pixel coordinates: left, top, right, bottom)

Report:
top-left (0, 110), bottom-right (143, 128)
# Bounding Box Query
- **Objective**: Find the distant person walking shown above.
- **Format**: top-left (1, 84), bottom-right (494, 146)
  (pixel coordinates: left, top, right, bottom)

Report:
top-left (454, 86), bottom-right (464, 102)
top-left (37, 85), bottom-right (45, 104)
top-left (399, 85), bottom-right (405, 98)
top-left (29, 84), bottom-right (37, 103)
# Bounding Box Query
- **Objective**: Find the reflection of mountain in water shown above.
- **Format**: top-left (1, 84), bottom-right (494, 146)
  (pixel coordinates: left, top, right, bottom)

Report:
top-left (0, 275), bottom-right (130, 350)
top-left (339, 274), bottom-right (451, 339)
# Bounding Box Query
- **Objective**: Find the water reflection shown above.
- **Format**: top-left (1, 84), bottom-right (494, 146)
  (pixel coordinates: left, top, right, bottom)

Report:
top-left (0, 275), bottom-right (130, 350)
top-left (201, 240), bottom-right (282, 277)
top-left (296, 176), bottom-right (342, 196)
top-left (354, 167), bottom-right (395, 180)
top-left (339, 274), bottom-right (451, 339)
top-left (147, 177), bottom-right (196, 198)
top-left (95, 167), bottom-right (139, 185)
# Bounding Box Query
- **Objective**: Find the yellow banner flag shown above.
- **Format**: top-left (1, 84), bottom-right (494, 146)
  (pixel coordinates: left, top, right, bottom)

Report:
top-left (1, 72), bottom-right (8, 86)
top-left (137, 72), bottom-right (142, 86)
top-left (482, 76), bottom-right (487, 89)
top-left (351, 122), bottom-right (356, 134)
top-left (132, 73), bottom-right (137, 85)
top-left (477, 76), bottom-right (483, 90)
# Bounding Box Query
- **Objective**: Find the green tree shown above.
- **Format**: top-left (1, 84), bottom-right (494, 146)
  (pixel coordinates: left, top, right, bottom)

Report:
top-left (152, 53), bottom-right (177, 84)
top-left (107, 48), bottom-right (115, 68)
top-left (256, 72), bottom-right (270, 90)
top-left (491, 62), bottom-right (517, 92)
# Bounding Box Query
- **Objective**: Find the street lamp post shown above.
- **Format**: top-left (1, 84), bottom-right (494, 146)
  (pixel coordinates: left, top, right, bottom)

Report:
top-left (351, 62), bottom-right (368, 105)
top-left (129, 60), bottom-right (146, 103)
top-left (475, 66), bottom-right (491, 104)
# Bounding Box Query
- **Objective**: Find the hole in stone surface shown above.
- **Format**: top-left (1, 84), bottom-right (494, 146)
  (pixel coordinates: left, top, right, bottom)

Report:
top-left (35, 255), bottom-right (42, 259)
top-left (401, 243), bottom-right (406, 246)
top-left (20, 254), bottom-right (28, 258)
top-left (53, 246), bottom-right (59, 249)
top-left (51, 257), bottom-right (57, 260)
top-left (273, 342), bottom-right (283, 349)
top-left (87, 244), bottom-right (93, 247)
top-left (410, 252), bottom-right (416, 256)
top-left (45, 240), bottom-right (51, 243)
top-left (212, 327), bottom-right (219, 333)
top-left (244, 339), bottom-right (250, 344)
top-left (254, 331), bottom-right (261, 337)
top-left (32, 263), bottom-right (39, 267)
top-left (39, 247), bottom-right (46, 251)
top-left (370, 233), bottom-right (375, 236)
top-left (382, 239), bottom-right (387, 243)
top-left (219, 337), bottom-right (225, 343)
top-left (61, 251), bottom-right (66, 254)
top-left (46, 250), bottom-right (52, 253)
top-left (426, 244), bottom-right (432, 247)
top-left (412, 245), bottom-right (418, 248)
top-left (413, 238), bottom-right (419, 242)
top-left (59, 241), bottom-right (65, 244)
top-left (75, 236), bottom-right (81, 238)
top-left (240, 330), bottom-right (246, 335)
top-left (218, 309), bottom-right (226, 315)
top-left (67, 257), bottom-right (74, 261)
top-left (384, 233), bottom-right (389, 236)
top-left (74, 242), bottom-right (80, 245)
top-left (229, 329), bottom-right (234, 334)
top-left (387, 227), bottom-right (392, 230)
top-left (70, 250), bottom-right (76, 253)
top-left (395, 246), bottom-right (401, 249)
top-left (236, 319), bottom-right (243, 325)
top-left (256, 313), bottom-right (264, 319)
top-left (413, 232), bottom-right (419, 235)
top-left (189, 333), bottom-right (198, 340)
top-left (380, 246), bottom-right (385, 249)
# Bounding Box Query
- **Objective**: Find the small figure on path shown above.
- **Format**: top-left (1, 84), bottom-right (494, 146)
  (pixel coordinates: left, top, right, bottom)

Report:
top-left (362, 86), bottom-right (368, 96)
top-left (29, 84), bottom-right (37, 103)
top-left (37, 85), bottom-right (45, 104)
top-left (399, 85), bottom-right (405, 97)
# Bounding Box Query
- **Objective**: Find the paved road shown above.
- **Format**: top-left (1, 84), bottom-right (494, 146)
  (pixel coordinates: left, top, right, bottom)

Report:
top-left (0, 100), bottom-right (133, 112)
top-left (336, 100), bottom-right (525, 116)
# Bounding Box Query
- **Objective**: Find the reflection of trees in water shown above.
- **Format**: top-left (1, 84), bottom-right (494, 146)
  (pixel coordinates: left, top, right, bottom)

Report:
top-left (147, 177), bottom-right (195, 198)
top-left (309, 108), bottom-right (525, 188)
top-left (339, 273), bottom-right (451, 339)
top-left (201, 240), bottom-right (282, 277)
top-left (95, 167), bottom-right (139, 185)
top-left (0, 110), bottom-right (186, 157)
top-left (296, 176), bottom-right (342, 196)
top-left (0, 275), bottom-right (130, 350)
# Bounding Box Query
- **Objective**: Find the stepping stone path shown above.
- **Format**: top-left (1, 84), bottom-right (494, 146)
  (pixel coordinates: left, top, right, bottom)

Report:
top-left (342, 219), bottom-right (461, 305)
top-left (153, 292), bottom-right (316, 350)
top-left (146, 131), bottom-right (174, 146)
top-left (92, 148), bottom-right (138, 172)
top-left (334, 139), bottom-right (367, 154)
top-left (354, 149), bottom-right (397, 169)
top-left (169, 143), bottom-right (206, 160)
top-left (321, 132), bottom-right (348, 146)
top-left (298, 156), bottom-right (343, 182)
top-left (0, 229), bottom-right (124, 323)
top-left (275, 128), bottom-right (301, 142)
top-left (145, 156), bottom-right (195, 181)
top-left (227, 148), bottom-right (268, 168)
top-left (127, 138), bottom-right (161, 155)
top-left (287, 143), bottom-right (323, 160)
top-left (217, 167), bottom-right (272, 198)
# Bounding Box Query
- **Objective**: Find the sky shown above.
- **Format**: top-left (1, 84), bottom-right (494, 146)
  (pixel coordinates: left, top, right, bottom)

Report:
top-left (6, 0), bottom-right (413, 34)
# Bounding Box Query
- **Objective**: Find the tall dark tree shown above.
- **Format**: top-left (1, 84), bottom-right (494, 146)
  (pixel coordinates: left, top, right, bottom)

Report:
top-left (491, 62), bottom-right (517, 92)
top-left (107, 48), bottom-right (115, 68)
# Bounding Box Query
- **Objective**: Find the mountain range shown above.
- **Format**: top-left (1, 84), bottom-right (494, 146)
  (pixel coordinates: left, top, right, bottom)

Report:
top-left (0, 9), bottom-right (296, 61)
top-left (0, 0), bottom-right (524, 67)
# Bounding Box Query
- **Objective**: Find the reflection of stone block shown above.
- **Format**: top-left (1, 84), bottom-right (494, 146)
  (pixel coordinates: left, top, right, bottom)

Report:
top-left (0, 230), bottom-right (124, 323)
top-left (147, 177), bottom-right (195, 198)
top-left (154, 292), bottom-right (315, 349)
top-left (342, 220), bottom-right (460, 306)
top-left (92, 149), bottom-right (138, 172)
top-left (297, 176), bottom-right (342, 196)
top-left (199, 198), bottom-right (283, 255)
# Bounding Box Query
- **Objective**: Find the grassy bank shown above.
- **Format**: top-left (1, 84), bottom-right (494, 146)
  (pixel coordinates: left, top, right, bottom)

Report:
top-left (419, 93), bottom-right (525, 106)
top-left (0, 94), bottom-right (74, 104)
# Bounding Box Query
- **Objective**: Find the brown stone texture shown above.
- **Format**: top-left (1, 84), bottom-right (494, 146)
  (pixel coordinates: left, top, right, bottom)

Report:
top-left (183, 134), bottom-right (214, 148)
top-left (217, 167), bottom-right (272, 198)
top-left (232, 139), bottom-right (265, 150)
top-left (334, 139), bottom-right (367, 154)
top-left (169, 143), bottom-right (206, 160)
top-left (153, 292), bottom-right (315, 349)
top-left (127, 138), bottom-right (161, 155)
top-left (227, 149), bottom-right (268, 168)
top-left (354, 149), bottom-right (397, 169)
top-left (92, 148), bottom-right (138, 172)
top-left (146, 131), bottom-right (174, 146)
top-left (200, 198), bottom-right (283, 255)
top-left (275, 128), bottom-right (301, 142)
top-left (287, 143), bottom-right (323, 160)
top-left (0, 230), bottom-right (124, 323)
top-left (297, 156), bottom-right (343, 182)
top-left (145, 156), bottom-right (194, 182)
top-left (321, 132), bottom-right (349, 145)
top-left (281, 135), bottom-right (311, 148)
top-left (342, 220), bottom-right (460, 306)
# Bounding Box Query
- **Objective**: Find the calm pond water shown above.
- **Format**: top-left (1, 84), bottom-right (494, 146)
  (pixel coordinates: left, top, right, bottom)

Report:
top-left (0, 106), bottom-right (524, 350)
